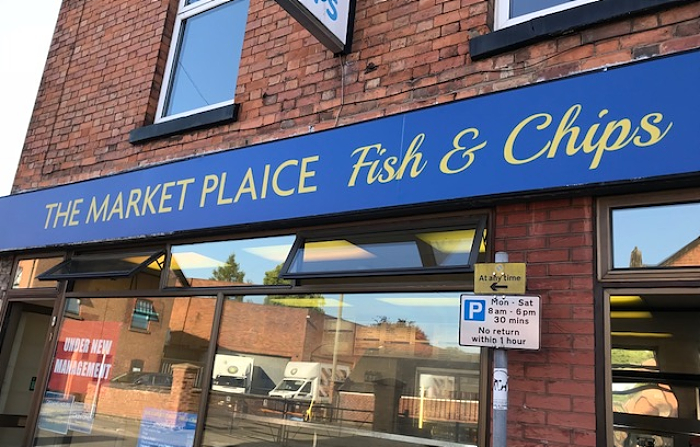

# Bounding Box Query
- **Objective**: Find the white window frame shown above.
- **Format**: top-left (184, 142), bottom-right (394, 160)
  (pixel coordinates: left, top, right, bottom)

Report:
top-left (495, 0), bottom-right (599, 30)
top-left (155, 0), bottom-right (240, 123)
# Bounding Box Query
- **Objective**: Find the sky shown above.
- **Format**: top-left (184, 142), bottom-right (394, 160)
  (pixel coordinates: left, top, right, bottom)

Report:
top-left (0, 1), bottom-right (62, 196)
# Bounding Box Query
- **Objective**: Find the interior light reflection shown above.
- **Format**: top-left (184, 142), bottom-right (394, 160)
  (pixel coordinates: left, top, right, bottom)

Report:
top-left (301, 240), bottom-right (374, 262)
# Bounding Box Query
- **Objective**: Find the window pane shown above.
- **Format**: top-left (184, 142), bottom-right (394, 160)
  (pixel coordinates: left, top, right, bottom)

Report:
top-left (12, 257), bottom-right (63, 288)
top-left (611, 202), bottom-right (700, 268)
top-left (283, 224), bottom-right (487, 278)
top-left (203, 292), bottom-right (481, 446)
top-left (37, 251), bottom-right (164, 280)
top-left (33, 295), bottom-right (216, 446)
top-left (511, 0), bottom-right (575, 18)
top-left (168, 235), bottom-right (295, 287)
top-left (610, 293), bottom-right (700, 446)
top-left (164, 0), bottom-right (249, 117)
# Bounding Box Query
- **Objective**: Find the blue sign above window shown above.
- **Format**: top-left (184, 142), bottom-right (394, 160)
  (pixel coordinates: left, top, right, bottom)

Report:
top-left (1, 51), bottom-right (699, 252)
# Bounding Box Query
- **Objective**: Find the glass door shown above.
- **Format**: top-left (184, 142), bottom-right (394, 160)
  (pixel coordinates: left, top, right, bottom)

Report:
top-left (0, 300), bottom-right (53, 446)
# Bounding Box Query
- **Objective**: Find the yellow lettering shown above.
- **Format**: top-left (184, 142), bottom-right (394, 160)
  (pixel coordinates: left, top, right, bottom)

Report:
top-left (375, 156), bottom-right (397, 183)
top-left (176, 178), bottom-right (195, 210)
top-left (298, 156), bottom-right (319, 194)
top-left (68, 199), bottom-right (83, 226)
top-left (86, 196), bottom-right (110, 223)
top-left (200, 175), bottom-right (219, 207)
top-left (235, 169), bottom-right (257, 202)
top-left (635, 113), bottom-right (673, 147)
top-left (217, 173), bottom-right (233, 205)
top-left (549, 104), bottom-right (583, 157)
top-left (504, 113), bottom-right (553, 165)
top-left (272, 160), bottom-right (297, 196)
top-left (126, 189), bottom-right (142, 218)
top-left (53, 202), bottom-right (71, 228)
top-left (107, 193), bottom-right (124, 221)
top-left (440, 128), bottom-right (487, 174)
top-left (44, 203), bottom-right (59, 229)
top-left (588, 118), bottom-right (638, 169)
top-left (396, 134), bottom-right (427, 179)
top-left (348, 144), bottom-right (379, 187)
top-left (260, 165), bottom-right (271, 199)
top-left (158, 181), bottom-right (175, 213)
top-left (141, 184), bottom-right (161, 215)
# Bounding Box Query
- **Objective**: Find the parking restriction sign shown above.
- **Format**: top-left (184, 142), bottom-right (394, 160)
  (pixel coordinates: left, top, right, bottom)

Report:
top-left (459, 294), bottom-right (541, 350)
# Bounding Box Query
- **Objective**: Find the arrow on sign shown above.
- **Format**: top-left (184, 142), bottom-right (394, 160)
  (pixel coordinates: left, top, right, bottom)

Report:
top-left (490, 283), bottom-right (508, 291)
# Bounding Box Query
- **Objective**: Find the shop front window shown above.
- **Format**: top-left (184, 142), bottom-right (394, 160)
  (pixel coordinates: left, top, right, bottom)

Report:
top-left (203, 292), bottom-right (481, 447)
top-left (33, 295), bottom-right (216, 446)
top-left (609, 292), bottom-right (700, 446)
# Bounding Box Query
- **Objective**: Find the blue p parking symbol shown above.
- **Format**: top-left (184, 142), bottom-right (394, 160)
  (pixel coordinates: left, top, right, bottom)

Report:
top-left (463, 299), bottom-right (486, 321)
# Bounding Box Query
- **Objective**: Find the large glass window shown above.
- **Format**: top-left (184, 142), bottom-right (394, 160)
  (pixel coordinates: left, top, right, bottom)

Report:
top-left (495, 0), bottom-right (598, 29)
top-left (156, 0), bottom-right (249, 122)
top-left (203, 292), bottom-right (481, 446)
top-left (32, 295), bottom-right (216, 446)
top-left (609, 292), bottom-right (700, 446)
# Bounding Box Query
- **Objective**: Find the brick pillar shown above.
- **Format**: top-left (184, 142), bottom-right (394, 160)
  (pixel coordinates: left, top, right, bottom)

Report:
top-left (169, 363), bottom-right (201, 413)
top-left (495, 198), bottom-right (596, 446)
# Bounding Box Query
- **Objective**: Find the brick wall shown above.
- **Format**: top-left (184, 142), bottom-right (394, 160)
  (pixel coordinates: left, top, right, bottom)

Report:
top-left (13, 0), bottom-right (700, 192)
top-left (495, 197), bottom-right (596, 446)
top-left (86, 363), bottom-right (202, 418)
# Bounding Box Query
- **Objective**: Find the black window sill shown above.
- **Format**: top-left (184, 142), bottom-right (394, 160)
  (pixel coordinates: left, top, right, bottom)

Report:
top-left (129, 104), bottom-right (239, 144)
top-left (470, 0), bottom-right (694, 60)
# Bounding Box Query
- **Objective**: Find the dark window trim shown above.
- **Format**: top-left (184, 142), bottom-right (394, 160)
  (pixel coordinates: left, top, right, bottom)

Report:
top-left (37, 250), bottom-right (165, 280)
top-left (597, 188), bottom-right (700, 283)
top-left (129, 104), bottom-right (239, 144)
top-left (470, 0), bottom-right (694, 60)
top-left (280, 215), bottom-right (488, 280)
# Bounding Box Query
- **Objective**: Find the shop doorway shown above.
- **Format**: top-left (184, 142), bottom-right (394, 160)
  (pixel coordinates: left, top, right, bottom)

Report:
top-left (0, 300), bottom-right (53, 446)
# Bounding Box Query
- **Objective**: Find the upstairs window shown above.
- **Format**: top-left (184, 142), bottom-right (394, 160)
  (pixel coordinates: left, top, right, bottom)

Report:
top-left (156, 0), bottom-right (249, 122)
top-left (495, 0), bottom-right (598, 29)
top-left (130, 299), bottom-right (160, 331)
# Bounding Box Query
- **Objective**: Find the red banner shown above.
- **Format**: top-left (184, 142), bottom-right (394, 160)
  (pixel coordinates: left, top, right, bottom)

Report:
top-left (48, 320), bottom-right (122, 395)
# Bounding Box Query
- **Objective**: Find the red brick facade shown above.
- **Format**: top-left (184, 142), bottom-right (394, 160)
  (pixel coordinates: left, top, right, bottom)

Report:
top-left (13, 0), bottom-right (700, 192)
top-left (496, 199), bottom-right (595, 446)
top-left (7, 0), bottom-right (700, 446)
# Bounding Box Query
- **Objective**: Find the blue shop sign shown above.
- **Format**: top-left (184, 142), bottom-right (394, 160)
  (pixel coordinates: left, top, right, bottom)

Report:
top-left (1, 51), bottom-right (698, 252)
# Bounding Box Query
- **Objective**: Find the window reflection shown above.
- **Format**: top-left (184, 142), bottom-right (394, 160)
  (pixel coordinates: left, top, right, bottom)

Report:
top-left (610, 293), bottom-right (700, 447)
top-left (162, 0), bottom-right (248, 118)
top-left (33, 296), bottom-right (215, 446)
top-left (612, 202), bottom-right (700, 268)
top-left (282, 225), bottom-right (487, 278)
top-left (12, 257), bottom-right (63, 288)
top-left (169, 235), bottom-right (295, 287)
top-left (510, 0), bottom-right (592, 18)
top-left (204, 292), bottom-right (480, 446)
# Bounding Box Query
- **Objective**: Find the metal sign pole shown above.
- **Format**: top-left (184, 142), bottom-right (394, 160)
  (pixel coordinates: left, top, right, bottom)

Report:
top-left (492, 251), bottom-right (508, 447)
